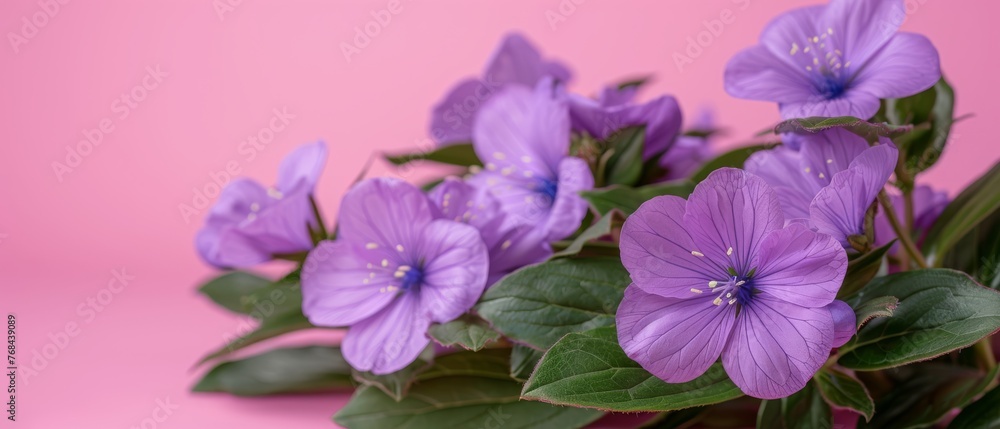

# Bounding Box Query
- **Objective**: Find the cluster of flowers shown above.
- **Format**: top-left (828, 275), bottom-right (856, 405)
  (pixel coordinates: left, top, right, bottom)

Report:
top-left (195, 0), bottom-right (961, 405)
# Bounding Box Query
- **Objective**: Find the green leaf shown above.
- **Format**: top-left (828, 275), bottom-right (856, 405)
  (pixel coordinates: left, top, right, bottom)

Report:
top-left (474, 257), bottom-right (629, 350)
top-left (756, 382), bottom-right (832, 429)
top-left (384, 143), bottom-right (481, 167)
top-left (334, 349), bottom-right (604, 429)
top-left (950, 382), bottom-right (1000, 429)
top-left (198, 271), bottom-right (274, 314)
top-left (581, 181), bottom-right (694, 215)
top-left (416, 348), bottom-right (513, 381)
top-left (551, 210), bottom-right (623, 258)
top-left (838, 240), bottom-right (894, 299)
top-left (812, 368), bottom-right (874, 422)
top-left (923, 161), bottom-right (1000, 266)
top-left (522, 326), bottom-right (742, 412)
top-left (942, 207), bottom-right (1000, 289)
top-left (603, 126), bottom-right (646, 186)
top-left (616, 75), bottom-right (652, 91)
top-left (774, 116), bottom-right (910, 142)
top-left (882, 77), bottom-right (954, 174)
top-left (353, 346), bottom-right (435, 401)
top-left (428, 314), bottom-right (502, 352)
top-left (838, 269), bottom-right (1000, 371)
top-left (510, 344), bottom-right (544, 382)
top-left (859, 365), bottom-right (999, 429)
top-left (851, 296), bottom-right (899, 330)
top-left (689, 144), bottom-right (777, 183)
top-left (193, 346), bottom-right (353, 396)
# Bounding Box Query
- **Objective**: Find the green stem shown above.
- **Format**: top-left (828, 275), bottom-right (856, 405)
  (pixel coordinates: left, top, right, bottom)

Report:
top-left (309, 195), bottom-right (329, 242)
top-left (973, 339), bottom-right (997, 372)
top-left (878, 190), bottom-right (928, 269)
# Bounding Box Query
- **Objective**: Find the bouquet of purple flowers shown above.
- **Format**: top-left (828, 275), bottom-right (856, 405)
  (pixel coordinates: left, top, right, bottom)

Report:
top-left (190, 0), bottom-right (1000, 427)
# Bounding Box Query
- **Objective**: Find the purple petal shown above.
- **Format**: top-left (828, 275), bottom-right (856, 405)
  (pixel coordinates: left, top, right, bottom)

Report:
top-left (658, 134), bottom-right (712, 181)
top-left (428, 78), bottom-right (486, 145)
top-left (485, 226), bottom-right (550, 284)
top-left (724, 45), bottom-right (818, 104)
top-left (342, 292), bottom-right (431, 374)
top-left (275, 141), bottom-right (327, 194)
top-left (472, 84), bottom-right (570, 177)
top-left (779, 90), bottom-right (881, 119)
top-left (874, 185), bottom-right (948, 254)
top-left (197, 178), bottom-right (316, 268)
top-left (301, 240), bottom-right (398, 326)
top-left (418, 220), bottom-right (489, 322)
top-left (758, 5), bottom-right (825, 61)
top-left (821, 0), bottom-right (905, 68)
top-left (797, 128), bottom-right (870, 182)
top-left (337, 178), bottom-right (434, 258)
top-left (809, 144), bottom-right (897, 247)
top-left (569, 92), bottom-right (682, 160)
top-left (827, 300), bottom-right (856, 347)
top-left (483, 33), bottom-right (570, 87)
top-left (851, 33), bottom-right (940, 99)
top-left (617, 286), bottom-right (736, 383)
top-left (722, 295), bottom-right (833, 399)
top-left (620, 195), bottom-right (729, 298)
top-left (745, 146), bottom-right (816, 220)
top-left (684, 168), bottom-right (785, 274)
top-left (752, 223), bottom-right (847, 308)
top-left (542, 157), bottom-right (594, 241)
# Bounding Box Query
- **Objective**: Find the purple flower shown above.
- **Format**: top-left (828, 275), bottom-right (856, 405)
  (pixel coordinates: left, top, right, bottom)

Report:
top-left (658, 107), bottom-right (716, 180)
top-left (724, 0), bottom-right (940, 119)
top-left (301, 178), bottom-right (489, 374)
top-left (745, 129), bottom-right (898, 249)
top-left (617, 168), bottom-right (852, 399)
top-left (567, 85), bottom-right (683, 160)
top-left (429, 33), bottom-right (572, 146)
top-left (196, 141), bottom-right (327, 268)
top-left (469, 82), bottom-right (594, 242)
top-left (428, 178), bottom-right (551, 284)
top-left (874, 185), bottom-right (948, 257)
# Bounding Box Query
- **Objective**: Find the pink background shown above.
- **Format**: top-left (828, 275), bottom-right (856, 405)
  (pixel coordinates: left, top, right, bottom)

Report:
top-left (3, 0), bottom-right (998, 427)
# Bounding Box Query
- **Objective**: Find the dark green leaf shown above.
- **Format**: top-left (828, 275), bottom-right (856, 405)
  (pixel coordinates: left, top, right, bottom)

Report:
top-left (416, 348), bottom-right (512, 381)
top-left (604, 126), bottom-right (646, 186)
top-left (923, 161), bottom-right (1000, 266)
top-left (838, 269), bottom-right (1000, 371)
top-left (428, 314), bottom-right (501, 352)
top-left (198, 271), bottom-right (273, 314)
top-left (616, 76), bottom-right (652, 91)
top-left (950, 382), bottom-right (1000, 428)
top-left (522, 326), bottom-right (742, 412)
top-left (689, 144), bottom-right (777, 183)
top-left (197, 311), bottom-right (313, 364)
top-left (839, 240), bottom-right (895, 298)
top-left (882, 77), bottom-right (954, 174)
top-left (353, 346), bottom-right (435, 401)
top-left (193, 346), bottom-right (353, 396)
top-left (581, 181), bottom-right (694, 215)
top-left (859, 365), bottom-right (999, 429)
top-left (475, 257), bottom-right (629, 350)
top-left (756, 382), bottom-right (831, 429)
top-left (384, 143), bottom-right (481, 167)
top-left (551, 210), bottom-right (623, 258)
top-left (938, 193), bottom-right (1000, 290)
top-left (774, 116), bottom-right (911, 142)
top-left (334, 349), bottom-right (604, 429)
top-left (510, 344), bottom-right (544, 382)
top-left (813, 368), bottom-right (874, 422)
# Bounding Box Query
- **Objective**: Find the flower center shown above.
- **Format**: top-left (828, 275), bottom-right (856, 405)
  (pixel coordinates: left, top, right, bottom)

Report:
top-left (535, 178), bottom-right (558, 202)
top-left (818, 77), bottom-right (846, 99)
top-left (394, 264), bottom-right (424, 291)
top-left (785, 27), bottom-right (854, 100)
top-left (689, 272), bottom-right (756, 308)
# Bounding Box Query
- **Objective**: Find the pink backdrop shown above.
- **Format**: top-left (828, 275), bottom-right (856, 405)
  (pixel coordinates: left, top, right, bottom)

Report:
top-left (3, 0), bottom-right (998, 427)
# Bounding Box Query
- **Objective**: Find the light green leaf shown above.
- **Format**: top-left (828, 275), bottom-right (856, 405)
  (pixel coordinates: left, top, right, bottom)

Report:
top-left (384, 143), bottom-right (481, 167)
top-left (510, 344), bottom-right (544, 382)
top-left (197, 271), bottom-right (273, 314)
top-left (756, 382), bottom-right (831, 429)
top-left (475, 257), bottom-right (629, 350)
top-left (774, 116), bottom-right (910, 142)
top-left (581, 181), bottom-right (694, 215)
top-left (522, 326), bottom-right (742, 412)
top-left (851, 296), bottom-right (898, 329)
top-left (353, 346), bottom-right (435, 401)
top-left (428, 314), bottom-right (502, 352)
top-left (812, 368), bottom-right (874, 422)
top-left (551, 210), bottom-right (623, 258)
top-left (603, 126), bottom-right (646, 186)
